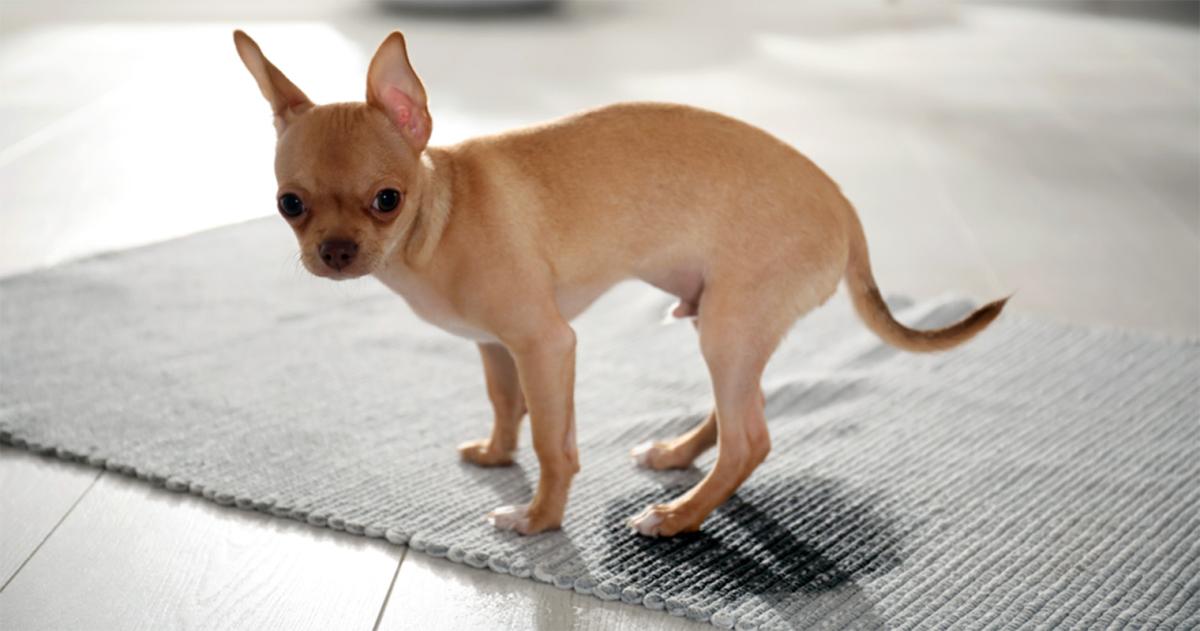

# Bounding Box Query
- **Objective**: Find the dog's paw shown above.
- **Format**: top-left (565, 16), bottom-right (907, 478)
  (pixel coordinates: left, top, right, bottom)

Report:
top-left (628, 504), bottom-right (665, 536)
top-left (487, 504), bottom-right (531, 532)
top-left (487, 504), bottom-right (561, 535)
top-left (630, 441), bottom-right (689, 470)
top-left (627, 504), bottom-right (701, 538)
top-left (630, 441), bottom-right (657, 467)
top-left (458, 438), bottom-right (514, 467)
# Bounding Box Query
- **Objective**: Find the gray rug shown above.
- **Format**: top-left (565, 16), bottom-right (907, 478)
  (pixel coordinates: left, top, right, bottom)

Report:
top-left (2, 218), bottom-right (1197, 630)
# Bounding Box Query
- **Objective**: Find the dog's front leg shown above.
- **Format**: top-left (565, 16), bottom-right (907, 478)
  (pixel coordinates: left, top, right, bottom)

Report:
top-left (459, 343), bottom-right (526, 467)
top-left (486, 321), bottom-right (579, 535)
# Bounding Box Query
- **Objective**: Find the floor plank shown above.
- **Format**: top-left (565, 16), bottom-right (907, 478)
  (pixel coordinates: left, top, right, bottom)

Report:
top-left (0, 472), bottom-right (403, 631)
top-left (379, 553), bottom-right (702, 631)
top-left (0, 448), bottom-right (100, 589)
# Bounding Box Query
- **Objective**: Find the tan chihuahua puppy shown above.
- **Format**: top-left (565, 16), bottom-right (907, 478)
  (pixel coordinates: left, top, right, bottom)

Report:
top-left (234, 30), bottom-right (1006, 537)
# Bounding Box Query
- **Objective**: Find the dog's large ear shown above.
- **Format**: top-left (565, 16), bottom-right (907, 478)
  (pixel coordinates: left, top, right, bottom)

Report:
top-left (233, 30), bottom-right (313, 134)
top-left (366, 32), bottom-right (431, 153)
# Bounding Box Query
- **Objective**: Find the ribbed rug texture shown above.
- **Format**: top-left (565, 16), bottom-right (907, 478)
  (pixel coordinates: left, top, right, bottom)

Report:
top-left (2, 218), bottom-right (1197, 630)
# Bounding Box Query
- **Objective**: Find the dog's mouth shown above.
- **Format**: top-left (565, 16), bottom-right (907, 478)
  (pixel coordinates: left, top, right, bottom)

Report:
top-left (301, 254), bottom-right (376, 281)
top-left (312, 268), bottom-right (369, 281)
top-left (308, 265), bottom-right (373, 281)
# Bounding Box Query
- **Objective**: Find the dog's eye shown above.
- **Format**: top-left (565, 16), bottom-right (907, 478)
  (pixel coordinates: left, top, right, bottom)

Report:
top-left (373, 189), bottom-right (403, 213)
top-left (278, 193), bottom-right (305, 218)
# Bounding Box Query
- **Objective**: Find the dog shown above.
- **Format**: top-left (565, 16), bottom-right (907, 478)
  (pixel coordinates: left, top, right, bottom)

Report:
top-left (233, 30), bottom-right (1007, 537)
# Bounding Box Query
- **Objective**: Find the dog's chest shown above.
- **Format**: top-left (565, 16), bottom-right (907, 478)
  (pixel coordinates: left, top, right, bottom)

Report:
top-left (373, 269), bottom-right (498, 343)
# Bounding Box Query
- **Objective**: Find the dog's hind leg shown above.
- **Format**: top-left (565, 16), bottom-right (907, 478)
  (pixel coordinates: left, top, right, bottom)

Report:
top-left (631, 410), bottom-right (717, 470)
top-left (631, 383), bottom-right (767, 470)
top-left (632, 319), bottom-right (718, 470)
top-left (628, 285), bottom-right (787, 537)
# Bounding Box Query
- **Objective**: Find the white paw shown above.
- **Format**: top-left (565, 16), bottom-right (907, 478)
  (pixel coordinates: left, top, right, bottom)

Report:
top-left (627, 505), bottom-right (664, 537)
top-left (487, 504), bottom-right (530, 532)
top-left (630, 441), bottom-right (657, 468)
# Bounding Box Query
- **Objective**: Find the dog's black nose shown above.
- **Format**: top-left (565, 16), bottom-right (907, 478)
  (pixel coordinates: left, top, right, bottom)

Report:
top-left (318, 239), bottom-right (358, 271)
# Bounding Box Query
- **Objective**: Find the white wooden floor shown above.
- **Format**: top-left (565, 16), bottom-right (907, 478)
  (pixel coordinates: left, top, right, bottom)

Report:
top-left (1, 2), bottom-right (1196, 629)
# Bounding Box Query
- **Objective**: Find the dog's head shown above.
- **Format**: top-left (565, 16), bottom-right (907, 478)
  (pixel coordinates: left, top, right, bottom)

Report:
top-left (234, 31), bottom-right (432, 279)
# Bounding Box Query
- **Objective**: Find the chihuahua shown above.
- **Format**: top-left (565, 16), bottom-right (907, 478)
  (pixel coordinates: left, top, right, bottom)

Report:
top-left (234, 30), bottom-right (1006, 537)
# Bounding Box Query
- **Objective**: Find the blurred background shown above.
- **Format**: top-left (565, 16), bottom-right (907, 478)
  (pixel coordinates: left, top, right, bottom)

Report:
top-left (1, 0), bottom-right (1197, 336)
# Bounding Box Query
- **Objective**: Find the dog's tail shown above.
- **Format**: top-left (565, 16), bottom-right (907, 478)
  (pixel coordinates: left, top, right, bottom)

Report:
top-left (843, 211), bottom-right (1008, 353)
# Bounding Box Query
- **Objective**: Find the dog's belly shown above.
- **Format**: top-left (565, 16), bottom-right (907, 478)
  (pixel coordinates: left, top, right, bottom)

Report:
top-left (375, 263), bottom-right (703, 345)
top-left (555, 259), bottom-right (705, 323)
top-left (640, 264), bottom-right (705, 319)
top-left (555, 283), bottom-right (612, 322)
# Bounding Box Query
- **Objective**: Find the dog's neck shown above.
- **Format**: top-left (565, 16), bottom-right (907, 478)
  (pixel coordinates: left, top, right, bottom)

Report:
top-left (388, 148), bottom-right (454, 270)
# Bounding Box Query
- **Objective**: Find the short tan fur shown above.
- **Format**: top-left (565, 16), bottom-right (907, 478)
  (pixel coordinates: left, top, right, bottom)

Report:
top-left (234, 30), bottom-right (1007, 537)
